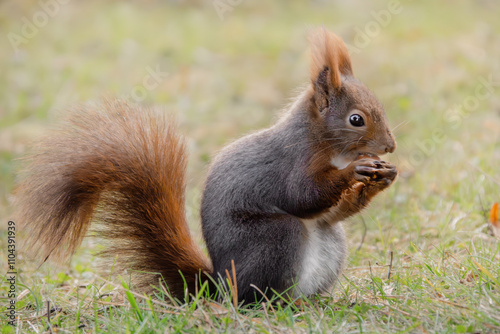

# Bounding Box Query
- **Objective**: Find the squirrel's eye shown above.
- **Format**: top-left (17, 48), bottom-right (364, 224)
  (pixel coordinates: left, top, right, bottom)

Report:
top-left (349, 114), bottom-right (365, 127)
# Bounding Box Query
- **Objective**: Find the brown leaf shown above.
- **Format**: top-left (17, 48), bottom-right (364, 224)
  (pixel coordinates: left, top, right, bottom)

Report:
top-left (490, 202), bottom-right (499, 226)
top-left (489, 202), bottom-right (499, 238)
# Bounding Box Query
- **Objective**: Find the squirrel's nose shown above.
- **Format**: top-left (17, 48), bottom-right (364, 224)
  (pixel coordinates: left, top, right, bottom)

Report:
top-left (384, 138), bottom-right (396, 153)
top-left (383, 128), bottom-right (397, 153)
top-left (380, 133), bottom-right (397, 154)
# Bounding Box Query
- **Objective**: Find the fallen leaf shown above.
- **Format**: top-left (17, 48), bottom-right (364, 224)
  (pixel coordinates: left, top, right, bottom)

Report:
top-left (489, 202), bottom-right (499, 238)
top-left (490, 202), bottom-right (499, 226)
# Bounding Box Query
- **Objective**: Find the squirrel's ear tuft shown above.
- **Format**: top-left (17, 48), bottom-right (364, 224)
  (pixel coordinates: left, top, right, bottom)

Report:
top-left (309, 28), bottom-right (353, 90)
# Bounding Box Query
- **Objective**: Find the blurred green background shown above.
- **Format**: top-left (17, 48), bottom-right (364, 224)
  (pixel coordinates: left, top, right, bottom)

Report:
top-left (0, 0), bottom-right (499, 331)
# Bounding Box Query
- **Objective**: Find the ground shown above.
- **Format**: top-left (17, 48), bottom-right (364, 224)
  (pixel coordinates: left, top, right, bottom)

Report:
top-left (0, 0), bottom-right (499, 333)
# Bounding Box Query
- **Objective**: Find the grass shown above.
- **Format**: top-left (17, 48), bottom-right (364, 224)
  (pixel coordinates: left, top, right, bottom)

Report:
top-left (1, 0), bottom-right (499, 332)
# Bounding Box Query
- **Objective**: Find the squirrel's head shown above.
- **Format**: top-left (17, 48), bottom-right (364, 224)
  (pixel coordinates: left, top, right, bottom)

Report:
top-left (307, 28), bottom-right (396, 169)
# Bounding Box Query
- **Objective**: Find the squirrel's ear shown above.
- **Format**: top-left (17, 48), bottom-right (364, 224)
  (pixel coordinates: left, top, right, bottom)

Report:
top-left (309, 28), bottom-right (353, 92)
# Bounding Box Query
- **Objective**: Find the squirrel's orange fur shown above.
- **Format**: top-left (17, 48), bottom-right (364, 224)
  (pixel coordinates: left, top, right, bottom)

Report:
top-left (15, 100), bottom-right (211, 296)
top-left (309, 27), bottom-right (353, 89)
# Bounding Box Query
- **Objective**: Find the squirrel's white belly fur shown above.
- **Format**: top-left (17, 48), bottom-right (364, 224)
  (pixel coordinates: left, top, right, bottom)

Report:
top-left (297, 206), bottom-right (347, 297)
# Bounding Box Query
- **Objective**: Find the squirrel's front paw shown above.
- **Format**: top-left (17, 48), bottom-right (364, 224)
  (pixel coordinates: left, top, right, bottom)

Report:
top-left (346, 159), bottom-right (397, 205)
top-left (352, 158), bottom-right (397, 190)
top-left (354, 160), bottom-right (397, 182)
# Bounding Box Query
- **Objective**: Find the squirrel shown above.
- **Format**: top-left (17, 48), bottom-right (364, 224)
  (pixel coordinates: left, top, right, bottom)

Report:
top-left (14, 28), bottom-right (397, 304)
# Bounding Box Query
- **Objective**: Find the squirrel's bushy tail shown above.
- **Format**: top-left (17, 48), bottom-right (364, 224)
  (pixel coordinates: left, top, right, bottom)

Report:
top-left (15, 100), bottom-right (212, 296)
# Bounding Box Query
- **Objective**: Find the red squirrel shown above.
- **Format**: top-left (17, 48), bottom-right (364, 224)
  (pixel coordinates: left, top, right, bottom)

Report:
top-left (15, 28), bottom-right (397, 304)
